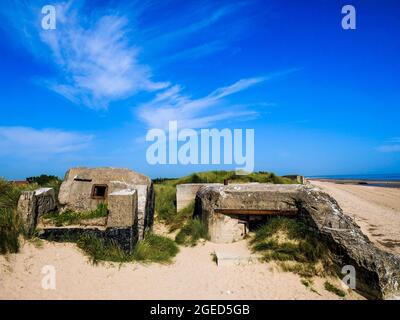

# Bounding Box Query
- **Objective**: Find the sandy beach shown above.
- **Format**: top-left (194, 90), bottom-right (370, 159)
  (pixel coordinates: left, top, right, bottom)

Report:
top-left (310, 180), bottom-right (400, 256)
top-left (3, 180), bottom-right (399, 300)
top-left (0, 235), bottom-right (361, 300)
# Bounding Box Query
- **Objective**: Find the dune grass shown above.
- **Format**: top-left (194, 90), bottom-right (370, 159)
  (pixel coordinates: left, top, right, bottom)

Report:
top-left (0, 176), bottom-right (63, 255)
top-left (169, 201), bottom-right (195, 232)
top-left (324, 281), bottom-right (346, 297)
top-left (0, 178), bottom-right (39, 211)
top-left (0, 208), bottom-right (25, 254)
top-left (76, 232), bottom-right (179, 265)
top-left (132, 233), bottom-right (180, 263)
top-left (250, 217), bottom-right (336, 277)
top-left (0, 178), bottom-right (41, 255)
top-left (42, 202), bottom-right (108, 227)
top-left (154, 184), bottom-right (177, 223)
top-left (175, 217), bottom-right (209, 246)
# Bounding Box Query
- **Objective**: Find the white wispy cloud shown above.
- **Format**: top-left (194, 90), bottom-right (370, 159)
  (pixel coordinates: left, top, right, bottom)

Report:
top-left (138, 77), bottom-right (265, 129)
top-left (144, 2), bottom-right (242, 44)
top-left (0, 127), bottom-right (93, 157)
top-left (1, 0), bottom-right (293, 130)
top-left (2, 1), bottom-right (169, 109)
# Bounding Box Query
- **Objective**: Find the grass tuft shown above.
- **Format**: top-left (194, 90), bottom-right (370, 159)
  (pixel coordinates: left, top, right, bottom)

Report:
top-left (250, 217), bottom-right (336, 277)
top-left (301, 278), bottom-right (313, 288)
top-left (169, 201), bottom-right (195, 232)
top-left (75, 232), bottom-right (179, 265)
top-left (324, 281), bottom-right (346, 297)
top-left (77, 234), bottom-right (127, 264)
top-left (154, 184), bottom-right (177, 223)
top-left (132, 233), bottom-right (179, 263)
top-left (0, 208), bottom-right (24, 254)
top-left (175, 217), bottom-right (209, 246)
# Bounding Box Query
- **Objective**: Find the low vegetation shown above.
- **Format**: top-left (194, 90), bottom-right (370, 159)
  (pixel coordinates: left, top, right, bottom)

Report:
top-left (250, 217), bottom-right (336, 278)
top-left (155, 184), bottom-right (177, 223)
top-left (169, 201), bottom-right (195, 232)
top-left (0, 175), bottom-right (63, 211)
top-left (175, 217), bottom-right (209, 246)
top-left (301, 278), bottom-right (313, 288)
top-left (42, 202), bottom-right (108, 227)
top-left (0, 178), bottom-right (38, 211)
top-left (132, 233), bottom-right (180, 263)
top-left (75, 232), bottom-right (179, 265)
top-left (324, 281), bottom-right (346, 297)
top-left (0, 208), bottom-right (24, 254)
top-left (0, 178), bottom-right (45, 255)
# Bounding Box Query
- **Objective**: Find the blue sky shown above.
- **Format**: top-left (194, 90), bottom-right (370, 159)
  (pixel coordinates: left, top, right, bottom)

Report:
top-left (0, 0), bottom-right (399, 179)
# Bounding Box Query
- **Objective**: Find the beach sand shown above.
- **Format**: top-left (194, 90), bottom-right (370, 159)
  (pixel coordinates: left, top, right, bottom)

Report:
top-left (0, 236), bottom-right (361, 300)
top-left (310, 180), bottom-right (400, 256)
top-left (5, 181), bottom-right (397, 300)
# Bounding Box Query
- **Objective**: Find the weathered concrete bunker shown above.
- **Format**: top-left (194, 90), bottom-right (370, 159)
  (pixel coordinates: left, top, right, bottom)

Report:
top-left (195, 183), bottom-right (400, 299)
top-left (58, 167), bottom-right (154, 239)
top-left (17, 167), bottom-right (155, 252)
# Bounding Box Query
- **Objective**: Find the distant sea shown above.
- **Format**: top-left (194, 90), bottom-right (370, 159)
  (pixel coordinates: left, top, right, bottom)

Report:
top-left (308, 173), bottom-right (400, 181)
top-left (307, 173), bottom-right (400, 188)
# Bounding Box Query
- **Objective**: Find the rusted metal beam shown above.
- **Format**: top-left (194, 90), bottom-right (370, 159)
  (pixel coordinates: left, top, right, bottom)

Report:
top-left (214, 209), bottom-right (298, 216)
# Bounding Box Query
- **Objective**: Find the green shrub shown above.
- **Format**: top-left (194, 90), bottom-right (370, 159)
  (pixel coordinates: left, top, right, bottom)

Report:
top-left (175, 218), bottom-right (209, 246)
top-left (0, 208), bottom-right (24, 254)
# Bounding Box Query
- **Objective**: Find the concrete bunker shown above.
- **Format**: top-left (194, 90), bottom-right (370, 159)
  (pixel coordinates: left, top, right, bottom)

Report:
top-left (17, 167), bottom-right (155, 252)
top-left (194, 183), bottom-right (400, 299)
top-left (58, 167), bottom-right (155, 240)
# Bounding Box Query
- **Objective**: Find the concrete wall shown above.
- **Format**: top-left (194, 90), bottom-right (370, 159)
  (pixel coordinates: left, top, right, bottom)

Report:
top-left (107, 189), bottom-right (137, 228)
top-left (176, 183), bottom-right (222, 212)
top-left (17, 188), bottom-right (56, 235)
top-left (207, 213), bottom-right (247, 243)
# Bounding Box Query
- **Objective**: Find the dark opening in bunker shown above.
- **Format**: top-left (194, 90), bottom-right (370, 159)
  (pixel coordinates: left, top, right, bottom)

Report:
top-left (215, 208), bottom-right (299, 233)
top-left (91, 184), bottom-right (108, 199)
